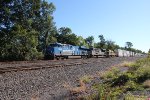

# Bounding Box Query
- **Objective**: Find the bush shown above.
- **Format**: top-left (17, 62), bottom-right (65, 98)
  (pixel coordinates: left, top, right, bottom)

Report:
top-left (25, 48), bottom-right (44, 60)
top-left (111, 73), bottom-right (134, 87)
top-left (135, 66), bottom-right (150, 83)
top-left (125, 80), bottom-right (143, 91)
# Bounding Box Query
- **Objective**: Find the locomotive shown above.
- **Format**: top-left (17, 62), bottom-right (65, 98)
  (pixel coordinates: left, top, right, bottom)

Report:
top-left (44, 43), bottom-right (89, 60)
top-left (44, 42), bottom-right (143, 60)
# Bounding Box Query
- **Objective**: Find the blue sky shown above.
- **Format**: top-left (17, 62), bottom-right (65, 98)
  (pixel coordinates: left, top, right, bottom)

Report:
top-left (48, 0), bottom-right (150, 52)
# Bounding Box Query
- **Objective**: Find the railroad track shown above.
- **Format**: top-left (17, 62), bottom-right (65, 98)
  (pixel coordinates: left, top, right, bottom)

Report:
top-left (0, 59), bottom-right (100, 74)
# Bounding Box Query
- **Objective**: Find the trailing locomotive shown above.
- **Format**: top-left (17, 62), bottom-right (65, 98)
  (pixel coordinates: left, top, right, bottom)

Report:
top-left (45, 42), bottom-right (143, 60)
top-left (88, 48), bottom-right (106, 58)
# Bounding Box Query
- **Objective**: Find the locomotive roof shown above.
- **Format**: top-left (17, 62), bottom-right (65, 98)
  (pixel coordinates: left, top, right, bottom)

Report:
top-left (49, 42), bottom-right (74, 46)
top-left (49, 42), bottom-right (89, 49)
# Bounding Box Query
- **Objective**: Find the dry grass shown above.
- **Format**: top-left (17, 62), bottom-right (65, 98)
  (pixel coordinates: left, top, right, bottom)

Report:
top-left (118, 61), bottom-right (135, 67)
top-left (70, 80), bottom-right (86, 94)
top-left (70, 75), bottom-right (93, 94)
top-left (143, 80), bottom-right (150, 88)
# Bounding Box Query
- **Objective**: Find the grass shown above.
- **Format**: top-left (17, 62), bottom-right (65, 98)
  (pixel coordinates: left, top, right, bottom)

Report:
top-left (86, 57), bottom-right (150, 100)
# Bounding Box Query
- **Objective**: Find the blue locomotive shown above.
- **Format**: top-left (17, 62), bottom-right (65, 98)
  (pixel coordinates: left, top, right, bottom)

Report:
top-left (45, 42), bottom-right (89, 60)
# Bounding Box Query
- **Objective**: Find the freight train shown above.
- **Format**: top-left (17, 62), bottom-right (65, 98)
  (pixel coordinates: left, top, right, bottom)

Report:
top-left (44, 42), bottom-right (143, 60)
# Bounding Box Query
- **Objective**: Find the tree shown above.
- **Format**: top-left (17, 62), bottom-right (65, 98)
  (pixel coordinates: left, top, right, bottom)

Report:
top-left (59, 27), bottom-right (72, 35)
top-left (98, 35), bottom-right (106, 49)
top-left (148, 49), bottom-right (150, 53)
top-left (85, 36), bottom-right (94, 47)
top-left (125, 42), bottom-right (133, 50)
top-left (34, 1), bottom-right (56, 52)
top-left (57, 27), bottom-right (72, 44)
top-left (106, 40), bottom-right (116, 51)
top-left (78, 36), bottom-right (88, 47)
top-left (0, 0), bottom-right (56, 60)
top-left (57, 27), bottom-right (79, 45)
top-left (47, 27), bottom-right (58, 44)
top-left (67, 33), bottom-right (79, 45)
top-left (148, 49), bottom-right (150, 57)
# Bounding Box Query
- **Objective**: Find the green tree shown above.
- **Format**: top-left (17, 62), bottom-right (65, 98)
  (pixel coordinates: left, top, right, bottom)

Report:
top-left (148, 49), bottom-right (150, 53)
top-left (0, 0), bottom-right (56, 60)
top-left (99, 35), bottom-right (106, 49)
top-left (85, 36), bottom-right (94, 47)
top-left (125, 42), bottom-right (133, 50)
top-left (59, 27), bottom-right (72, 35)
top-left (148, 49), bottom-right (150, 57)
top-left (47, 27), bottom-right (58, 44)
top-left (57, 27), bottom-right (72, 44)
top-left (34, 1), bottom-right (56, 52)
top-left (57, 27), bottom-right (79, 45)
top-left (77, 36), bottom-right (88, 47)
top-left (106, 40), bottom-right (116, 51)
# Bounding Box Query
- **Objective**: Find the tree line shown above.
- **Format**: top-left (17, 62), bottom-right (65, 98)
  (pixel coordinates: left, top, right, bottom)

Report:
top-left (0, 0), bottom-right (145, 61)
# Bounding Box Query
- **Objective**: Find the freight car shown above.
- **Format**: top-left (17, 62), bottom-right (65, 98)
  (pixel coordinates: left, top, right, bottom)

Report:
top-left (115, 49), bottom-right (140, 57)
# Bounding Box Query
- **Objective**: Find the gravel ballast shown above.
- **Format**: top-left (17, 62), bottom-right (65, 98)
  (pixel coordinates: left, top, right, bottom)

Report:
top-left (0, 57), bottom-right (143, 100)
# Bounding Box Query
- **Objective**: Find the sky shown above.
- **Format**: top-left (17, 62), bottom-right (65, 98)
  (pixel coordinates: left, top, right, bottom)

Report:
top-left (48, 0), bottom-right (150, 52)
